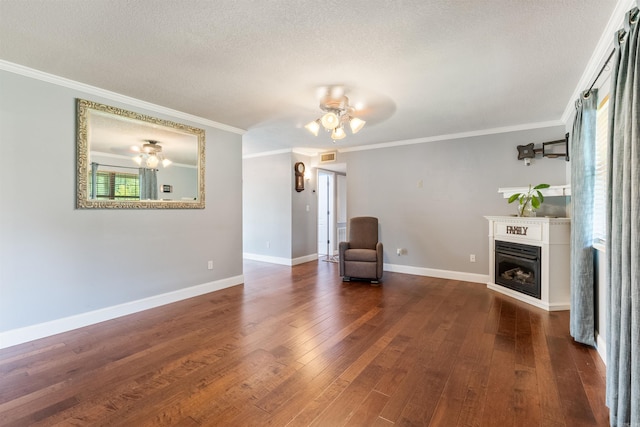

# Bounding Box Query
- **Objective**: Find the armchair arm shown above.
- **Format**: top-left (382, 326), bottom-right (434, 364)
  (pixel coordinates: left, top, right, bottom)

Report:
top-left (376, 242), bottom-right (383, 279)
top-left (339, 241), bottom-right (350, 276)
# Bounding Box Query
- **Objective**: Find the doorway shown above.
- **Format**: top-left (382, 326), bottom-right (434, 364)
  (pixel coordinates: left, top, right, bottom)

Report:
top-left (317, 170), bottom-right (335, 260)
top-left (317, 169), bottom-right (347, 261)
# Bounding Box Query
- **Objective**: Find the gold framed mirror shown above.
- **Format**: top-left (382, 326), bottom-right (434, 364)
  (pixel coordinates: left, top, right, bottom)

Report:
top-left (76, 99), bottom-right (205, 209)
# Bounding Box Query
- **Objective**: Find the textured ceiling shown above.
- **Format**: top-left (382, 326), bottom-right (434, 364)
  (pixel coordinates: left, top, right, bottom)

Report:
top-left (0, 0), bottom-right (620, 155)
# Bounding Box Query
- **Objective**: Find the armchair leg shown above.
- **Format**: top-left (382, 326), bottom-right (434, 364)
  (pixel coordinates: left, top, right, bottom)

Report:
top-left (371, 280), bottom-right (380, 286)
top-left (342, 276), bottom-right (351, 282)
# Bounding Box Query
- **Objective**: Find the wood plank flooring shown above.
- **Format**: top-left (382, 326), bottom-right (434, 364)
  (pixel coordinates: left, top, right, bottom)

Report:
top-left (0, 260), bottom-right (608, 426)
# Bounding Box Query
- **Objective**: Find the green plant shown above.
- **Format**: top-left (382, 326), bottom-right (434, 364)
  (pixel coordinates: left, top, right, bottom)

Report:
top-left (508, 184), bottom-right (551, 216)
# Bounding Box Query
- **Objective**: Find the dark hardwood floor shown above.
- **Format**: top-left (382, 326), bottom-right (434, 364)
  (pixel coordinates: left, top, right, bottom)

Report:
top-left (0, 260), bottom-right (608, 426)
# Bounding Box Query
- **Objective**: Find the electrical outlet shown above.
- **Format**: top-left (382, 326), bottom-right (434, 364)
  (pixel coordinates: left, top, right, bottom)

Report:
top-left (207, 260), bottom-right (213, 270)
top-left (470, 254), bottom-right (476, 263)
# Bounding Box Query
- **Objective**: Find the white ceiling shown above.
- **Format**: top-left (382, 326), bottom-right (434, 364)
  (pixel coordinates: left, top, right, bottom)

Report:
top-left (0, 0), bottom-right (621, 155)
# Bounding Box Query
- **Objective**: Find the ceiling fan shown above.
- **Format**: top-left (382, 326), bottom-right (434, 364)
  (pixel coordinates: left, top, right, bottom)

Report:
top-left (131, 140), bottom-right (172, 168)
top-left (305, 86), bottom-right (366, 142)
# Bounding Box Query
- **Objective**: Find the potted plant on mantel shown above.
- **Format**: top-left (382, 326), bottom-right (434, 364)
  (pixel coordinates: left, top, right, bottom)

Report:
top-left (508, 184), bottom-right (550, 217)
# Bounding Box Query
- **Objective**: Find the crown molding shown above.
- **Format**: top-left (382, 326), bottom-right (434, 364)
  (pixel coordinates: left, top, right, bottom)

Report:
top-left (292, 147), bottom-right (320, 157)
top-left (0, 60), bottom-right (246, 135)
top-left (337, 120), bottom-right (563, 154)
top-left (242, 148), bottom-right (292, 159)
top-left (561, 0), bottom-right (636, 124)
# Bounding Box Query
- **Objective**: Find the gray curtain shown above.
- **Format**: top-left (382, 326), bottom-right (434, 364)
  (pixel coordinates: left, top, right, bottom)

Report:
top-left (139, 168), bottom-right (158, 200)
top-left (570, 89), bottom-right (598, 346)
top-left (605, 5), bottom-right (639, 427)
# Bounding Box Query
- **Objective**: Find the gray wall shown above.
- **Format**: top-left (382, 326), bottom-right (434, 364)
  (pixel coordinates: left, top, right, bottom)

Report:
top-left (0, 70), bottom-right (243, 332)
top-left (243, 151), bottom-right (317, 261)
top-left (243, 152), bottom-right (292, 258)
top-left (291, 153), bottom-right (317, 259)
top-left (342, 126), bottom-right (569, 274)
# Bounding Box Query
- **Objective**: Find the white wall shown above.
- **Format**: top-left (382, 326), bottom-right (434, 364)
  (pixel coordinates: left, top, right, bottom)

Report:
top-left (0, 69), bottom-right (243, 337)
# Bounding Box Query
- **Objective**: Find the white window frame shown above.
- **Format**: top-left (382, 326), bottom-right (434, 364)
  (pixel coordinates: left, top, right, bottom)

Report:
top-left (592, 76), bottom-right (611, 252)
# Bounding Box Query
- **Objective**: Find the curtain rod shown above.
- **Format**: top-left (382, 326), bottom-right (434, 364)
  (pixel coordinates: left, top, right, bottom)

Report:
top-left (91, 162), bottom-right (154, 171)
top-left (585, 48), bottom-right (615, 97)
top-left (585, 6), bottom-right (639, 97)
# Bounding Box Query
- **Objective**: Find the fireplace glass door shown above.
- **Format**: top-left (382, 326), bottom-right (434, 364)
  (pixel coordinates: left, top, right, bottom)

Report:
top-left (494, 240), bottom-right (541, 299)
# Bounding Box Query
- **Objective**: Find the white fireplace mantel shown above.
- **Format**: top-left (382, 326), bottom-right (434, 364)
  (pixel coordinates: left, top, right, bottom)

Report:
top-left (497, 184), bottom-right (571, 199)
top-left (485, 216), bottom-right (571, 311)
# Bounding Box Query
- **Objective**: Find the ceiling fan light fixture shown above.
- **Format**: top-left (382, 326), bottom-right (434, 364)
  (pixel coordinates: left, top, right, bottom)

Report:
top-left (331, 126), bottom-right (346, 140)
top-left (304, 119), bottom-right (320, 136)
top-left (132, 140), bottom-right (171, 168)
top-left (146, 154), bottom-right (159, 168)
top-left (305, 87), bottom-right (366, 142)
top-left (320, 112), bottom-right (339, 130)
top-left (349, 117), bottom-right (366, 134)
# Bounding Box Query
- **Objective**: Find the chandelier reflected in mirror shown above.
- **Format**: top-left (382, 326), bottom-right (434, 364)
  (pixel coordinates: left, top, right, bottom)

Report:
top-left (131, 140), bottom-right (172, 168)
top-left (305, 87), bottom-right (366, 142)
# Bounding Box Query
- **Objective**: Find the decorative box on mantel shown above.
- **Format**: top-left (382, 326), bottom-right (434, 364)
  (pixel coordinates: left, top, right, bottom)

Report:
top-left (485, 216), bottom-right (571, 311)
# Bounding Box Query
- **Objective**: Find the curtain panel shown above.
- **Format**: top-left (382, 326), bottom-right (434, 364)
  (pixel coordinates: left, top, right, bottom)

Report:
top-left (605, 5), bottom-right (639, 427)
top-left (570, 89), bottom-right (598, 346)
top-left (139, 168), bottom-right (158, 200)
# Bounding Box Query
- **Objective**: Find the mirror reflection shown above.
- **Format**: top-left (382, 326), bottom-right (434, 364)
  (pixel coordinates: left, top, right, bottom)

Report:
top-left (77, 99), bottom-right (205, 209)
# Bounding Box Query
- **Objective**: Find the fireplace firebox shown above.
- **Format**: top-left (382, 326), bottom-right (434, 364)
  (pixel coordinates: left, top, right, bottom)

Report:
top-left (494, 240), bottom-right (541, 299)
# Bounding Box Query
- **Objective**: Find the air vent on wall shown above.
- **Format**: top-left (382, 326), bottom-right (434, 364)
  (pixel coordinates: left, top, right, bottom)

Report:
top-left (320, 151), bottom-right (337, 163)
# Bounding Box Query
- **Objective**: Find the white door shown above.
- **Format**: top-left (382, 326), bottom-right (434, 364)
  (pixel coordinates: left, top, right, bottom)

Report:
top-left (317, 171), bottom-right (335, 256)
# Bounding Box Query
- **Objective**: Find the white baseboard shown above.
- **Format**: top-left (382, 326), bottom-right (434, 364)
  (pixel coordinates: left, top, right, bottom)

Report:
top-left (0, 275), bottom-right (244, 350)
top-left (243, 253), bottom-right (318, 266)
top-left (486, 283), bottom-right (570, 311)
top-left (292, 254), bottom-right (319, 265)
top-left (242, 257), bottom-right (487, 284)
top-left (596, 331), bottom-right (607, 366)
top-left (384, 263), bottom-right (489, 284)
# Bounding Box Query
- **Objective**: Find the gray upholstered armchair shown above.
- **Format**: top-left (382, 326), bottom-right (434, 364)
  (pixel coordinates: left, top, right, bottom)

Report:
top-left (339, 216), bottom-right (383, 284)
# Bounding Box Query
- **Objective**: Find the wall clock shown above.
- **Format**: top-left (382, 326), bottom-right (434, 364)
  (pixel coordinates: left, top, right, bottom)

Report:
top-left (294, 162), bottom-right (305, 192)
